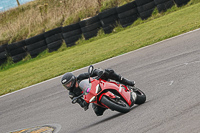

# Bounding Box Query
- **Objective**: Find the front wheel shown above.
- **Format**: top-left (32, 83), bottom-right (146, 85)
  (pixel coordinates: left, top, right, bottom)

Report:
top-left (100, 95), bottom-right (131, 113)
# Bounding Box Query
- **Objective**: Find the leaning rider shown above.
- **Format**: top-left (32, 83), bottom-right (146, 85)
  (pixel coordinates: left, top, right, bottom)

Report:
top-left (61, 68), bottom-right (135, 116)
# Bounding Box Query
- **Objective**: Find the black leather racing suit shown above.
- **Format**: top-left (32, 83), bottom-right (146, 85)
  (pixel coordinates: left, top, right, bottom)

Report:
top-left (68, 68), bottom-right (135, 116)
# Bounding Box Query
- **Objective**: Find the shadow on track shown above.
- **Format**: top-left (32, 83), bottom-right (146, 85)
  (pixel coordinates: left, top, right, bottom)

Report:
top-left (72, 106), bottom-right (140, 133)
top-left (72, 113), bottom-right (124, 133)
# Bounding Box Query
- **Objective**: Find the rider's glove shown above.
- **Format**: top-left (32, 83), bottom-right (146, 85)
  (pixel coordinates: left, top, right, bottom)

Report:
top-left (81, 100), bottom-right (89, 111)
top-left (83, 103), bottom-right (89, 111)
top-left (76, 98), bottom-right (89, 111)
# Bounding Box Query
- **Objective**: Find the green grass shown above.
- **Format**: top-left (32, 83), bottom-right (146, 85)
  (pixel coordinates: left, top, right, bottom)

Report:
top-left (0, 2), bottom-right (200, 96)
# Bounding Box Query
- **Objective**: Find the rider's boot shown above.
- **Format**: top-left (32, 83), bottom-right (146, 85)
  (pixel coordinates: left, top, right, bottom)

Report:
top-left (120, 77), bottom-right (135, 86)
top-left (105, 68), bottom-right (135, 86)
top-left (92, 103), bottom-right (107, 116)
top-left (128, 86), bottom-right (138, 92)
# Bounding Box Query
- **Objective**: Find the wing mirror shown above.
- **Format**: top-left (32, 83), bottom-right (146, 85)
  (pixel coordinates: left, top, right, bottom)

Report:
top-left (88, 65), bottom-right (94, 83)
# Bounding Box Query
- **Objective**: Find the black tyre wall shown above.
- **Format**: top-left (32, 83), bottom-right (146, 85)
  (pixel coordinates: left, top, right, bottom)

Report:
top-left (135, 0), bottom-right (156, 20)
top-left (135, 0), bottom-right (154, 6)
top-left (0, 51), bottom-right (7, 65)
top-left (79, 16), bottom-right (99, 27)
top-left (62, 23), bottom-right (80, 33)
top-left (137, 1), bottom-right (156, 13)
top-left (80, 15), bottom-right (102, 40)
top-left (156, 0), bottom-right (175, 13)
top-left (28, 46), bottom-right (47, 58)
top-left (116, 1), bottom-right (137, 13)
top-left (25, 33), bottom-right (47, 58)
top-left (62, 29), bottom-right (82, 39)
top-left (64, 34), bottom-right (82, 44)
top-left (62, 22), bottom-right (82, 47)
top-left (47, 40), bottom-right (63, 52)
top-left (102, 25), bottom-right (115, 34)
top-left (119, 15), bottom-right (138, 27)
top-left (118, 8), bottom-right (138, 19)
top-left (12, 52), bottom-right (27, 63)
top-left (45, 27), bottom-right (63, 52)
top-left (7, 40), bottom-right (26, 52)
top-left (25, 33), bottom-right (45, 45)
top-left (117, 1), bottom-right (138, 27)
top-left (139, 8), bottom-right (155, 20)
top-left (0, 44), bottom-right (8, 53)
top-left (174, 0), bottom-right (190, 7)
top-left (0, 44), bottom-right (7, 65)
top-left (44, 27), bottom-right (62, 38)
top-left (98, 7), bottom-right (118, 34)
top-left (154, 0), bottom-right (171, 5)
top-left (83, 29), bottom-right (99, 40)
top-left (7, 40), bottom-right (27, 63)
top-left (26, 40), bottom-right (46, 51)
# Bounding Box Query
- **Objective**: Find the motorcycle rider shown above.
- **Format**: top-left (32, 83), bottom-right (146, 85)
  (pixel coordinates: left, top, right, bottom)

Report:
top-left (61, 68), bottom-right (135, 116)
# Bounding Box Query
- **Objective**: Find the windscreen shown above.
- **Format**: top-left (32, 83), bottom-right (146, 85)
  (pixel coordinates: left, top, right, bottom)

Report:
top-left (79, 79), bottom-right (91, 95)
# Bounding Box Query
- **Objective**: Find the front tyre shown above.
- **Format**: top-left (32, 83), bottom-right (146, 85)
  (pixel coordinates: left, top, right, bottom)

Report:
top-left (100, 95), bottom-right (131, 113)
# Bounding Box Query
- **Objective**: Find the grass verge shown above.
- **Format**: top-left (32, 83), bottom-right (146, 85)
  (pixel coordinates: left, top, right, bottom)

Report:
top-left (0, 2), bottom-right (200, 96)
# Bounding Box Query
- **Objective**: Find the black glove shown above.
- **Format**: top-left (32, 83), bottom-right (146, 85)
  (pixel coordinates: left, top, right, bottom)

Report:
top-left (83, 102), bottom-right (89, 111)
top-left (76, 98), bottom-right (89, 111)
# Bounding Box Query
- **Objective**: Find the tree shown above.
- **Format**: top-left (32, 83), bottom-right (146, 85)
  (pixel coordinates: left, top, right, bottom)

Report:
top-left (16, 0), bottom-right (20, 6)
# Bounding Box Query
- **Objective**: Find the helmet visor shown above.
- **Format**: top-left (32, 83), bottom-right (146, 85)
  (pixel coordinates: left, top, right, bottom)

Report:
top-left (63, 76), bottom-right (75, 90)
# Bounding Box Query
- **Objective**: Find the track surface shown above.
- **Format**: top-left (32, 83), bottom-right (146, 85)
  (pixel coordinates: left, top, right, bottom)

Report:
top-left (0, 29), bottom-right (200, 133)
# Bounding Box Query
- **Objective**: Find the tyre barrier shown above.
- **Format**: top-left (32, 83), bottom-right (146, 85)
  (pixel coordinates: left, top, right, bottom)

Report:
top-left (98, 7), bottom-right (119, 34)
top-left (135, 0), bottom-right (156, 20)
top-left (7, 40), bottom-right (27, 63)
top-left (0, 0), bottom-right (191, 65)
top-left (155, 0), bottom-right (175, 13)
top-left (117, 1), bottom-right (138, 27)
top-left (174, 0), bottom-right (190, 7)
top-left (0, 44), bottom-right (7, 65)
top-left (80, 15), bottom-right (102, 40)
top-left (45, 27), bottom-right (63, 52)
top-left (25, 33), bottom-right (47, 58)
top-left (62, 23), bottom-right (82, 47)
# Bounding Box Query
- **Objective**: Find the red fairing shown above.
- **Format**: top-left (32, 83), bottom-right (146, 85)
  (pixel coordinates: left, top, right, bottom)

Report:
top-left (99, 91), bottom-right (116, 100)
top-left (99, 80), bottom-right (132, 106)
top-left (82, 78), bottom-right (132, 106)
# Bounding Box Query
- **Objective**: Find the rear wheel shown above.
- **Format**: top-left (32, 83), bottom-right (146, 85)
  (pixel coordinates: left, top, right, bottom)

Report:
top-left (132, 87), bottom-right (146, 105)
top-left (100, 95), bottom-right (131, 113)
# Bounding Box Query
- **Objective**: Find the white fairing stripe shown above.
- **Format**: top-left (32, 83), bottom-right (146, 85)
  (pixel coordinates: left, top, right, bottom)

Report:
top-left (119, 85), bottom-right (122, 92)
top-left (96, 84), bottom-right (100, 94)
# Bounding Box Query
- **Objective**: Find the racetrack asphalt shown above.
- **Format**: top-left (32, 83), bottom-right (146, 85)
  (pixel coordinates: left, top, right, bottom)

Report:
top-left (0, 28), bottom-right (200, 133)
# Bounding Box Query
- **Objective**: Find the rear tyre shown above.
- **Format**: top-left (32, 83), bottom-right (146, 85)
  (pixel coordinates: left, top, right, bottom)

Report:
top-left (100, 95), bottom-right (131, 113)
top-left (132, 87), bottom-right (146, 105)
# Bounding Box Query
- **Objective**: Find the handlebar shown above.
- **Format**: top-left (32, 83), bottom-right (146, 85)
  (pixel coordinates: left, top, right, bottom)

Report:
top-left (72, 93), bottom-right (85, 104)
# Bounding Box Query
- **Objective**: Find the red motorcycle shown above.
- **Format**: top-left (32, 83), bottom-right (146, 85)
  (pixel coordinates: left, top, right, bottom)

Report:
top-left (72, 65), bottom-right (146, 113)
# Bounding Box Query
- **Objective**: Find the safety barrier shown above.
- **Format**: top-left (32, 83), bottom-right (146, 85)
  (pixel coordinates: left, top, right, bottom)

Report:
top-left (0, 0), bottom-right (190, 65)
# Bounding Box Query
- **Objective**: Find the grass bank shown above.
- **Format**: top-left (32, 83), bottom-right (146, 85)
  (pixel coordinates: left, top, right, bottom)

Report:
top-left (0, 2), bottom-right (200, 96)
top-left (0, 0), bottom-right (133, 45)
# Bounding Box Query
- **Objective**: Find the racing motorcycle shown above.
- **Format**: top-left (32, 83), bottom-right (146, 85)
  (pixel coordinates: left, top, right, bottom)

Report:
top-left (72, 65), bottom-right (146, 113)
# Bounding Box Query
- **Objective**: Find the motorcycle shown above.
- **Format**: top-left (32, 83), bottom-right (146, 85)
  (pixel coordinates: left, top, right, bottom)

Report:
top-left (72, 65), bottom-right (146, 113)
